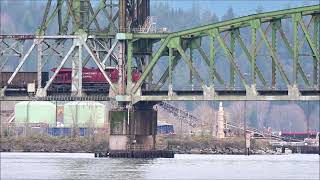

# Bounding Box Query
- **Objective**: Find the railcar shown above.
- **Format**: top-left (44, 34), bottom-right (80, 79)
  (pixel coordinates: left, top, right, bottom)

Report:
top-left (0, 72), bottom-right (49, 90)
top-left (50, 67), bottom-right (141, 92)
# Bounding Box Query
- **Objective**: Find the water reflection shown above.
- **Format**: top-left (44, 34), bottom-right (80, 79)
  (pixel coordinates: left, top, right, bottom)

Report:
top-left (1, 153), bottom-right (319, 180)
top-left (55, 156), bottom-right (157, 179)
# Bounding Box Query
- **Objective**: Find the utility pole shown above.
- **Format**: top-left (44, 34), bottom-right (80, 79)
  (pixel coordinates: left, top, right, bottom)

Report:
top-left (244, 101), bottom-right (249, 155)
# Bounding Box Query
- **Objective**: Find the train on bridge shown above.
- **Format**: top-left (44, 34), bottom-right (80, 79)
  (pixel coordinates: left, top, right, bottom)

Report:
top-left (1, 67), bottom-right (142, 93)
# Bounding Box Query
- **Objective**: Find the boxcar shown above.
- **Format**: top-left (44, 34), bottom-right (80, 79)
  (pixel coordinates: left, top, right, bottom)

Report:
top-left (0, 72), bottom-right (49, 89)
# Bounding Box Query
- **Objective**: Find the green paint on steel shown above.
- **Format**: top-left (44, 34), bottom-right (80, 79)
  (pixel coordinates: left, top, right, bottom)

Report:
top-left (271, 20), bottom-right (277, 88)
top-left (233, 28), bottom-right (267, 87)
top-left (197, 46), bottom-right (224, 84)
top-left (209, 35), bottom-right (215, 87)
top-left (293, 13), bottom-right (301, 85)
top-left (299, 17), bottom-right (320, 65)
top-left (116, 33), bottom-right (133, 40)
top-left (127, 41), bottom-right (133, 94)
top-left (230, 29), bottom-right (236, 87)
top-left (214, 28), bottom-right (248, 87)
top-left (169, 47), bottom-right (173, 90)
top-left (189, 47), bottom-right (194, 86)
top-left (170, 5), bottom-right (320, 38)
top-left (250, 21), bottom-right (258, 85)
top-left (313, 15), bottom-right (319, 86)
top-left (152, 48), bottom-right (185, 91)
top-left (167, 37), bottom-right (181, 48)
top-left (109, 111), bottom-right (127, 134)
top-left (278, 25), bottom-right (310, 86)
top-left (258, 26), bottom-right (290, 86)
top-left (131, 35), bottom-right (172, 94)
top-left (189, 38), bottom-right (202, 50)
top-left (177, 44), bottom-right (207, 89)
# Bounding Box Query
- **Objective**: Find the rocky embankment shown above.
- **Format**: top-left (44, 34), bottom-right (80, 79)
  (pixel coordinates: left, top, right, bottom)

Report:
top-left (1, 135), bottom-right (278, 155)
top-left (161, 136), bottom-right (278, 155)
top-left (0, 136), bottom-right (108, 153)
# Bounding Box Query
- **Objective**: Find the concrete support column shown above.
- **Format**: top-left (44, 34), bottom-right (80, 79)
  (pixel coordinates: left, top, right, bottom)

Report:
top-left (109, 109), bottom-right (157, 151)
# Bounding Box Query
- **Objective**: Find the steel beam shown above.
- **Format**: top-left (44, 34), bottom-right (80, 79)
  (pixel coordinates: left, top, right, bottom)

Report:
top-left (230, 30), bottom-right (236, 87)
top-left (132, 95), bottom-right (320, 102)
top-left (214, 29), bottom-right (248, 87)
top-left (313, 15), bottom-right (319, 87)
top-left (197, 46), bottom-right (224, 85)
top-left (1, 42), bottom-right (36, 94)
top-left (293, 13), bottom-right (300, 85)
top-left (172, 5), bottom-right (320, 37)
top-left (209, 34), bottom-right (215, 87)
top-left (81, 39), bottom-right (117, 93)
top-left (278, 26), bottom-right (310, 86)
top-left (37, 39), bottom-right (43, 91)
top-left (234, 28), bottom-right (267, 86)
top-left (1, 4), bottom-right (320, 103)
top-left (131, 36), bottom-right (171, 94)
top-left (126, 41), bottom-right (133, 94)
top-left (168, 47), bottom-right (173, 95)
top-left (43, 45), bottom-right (76, 92)
top-left (258, 26), bottom-right (290, 86)
top-left (177, 45), bottom-right (206, 90)
top-left (271, 20), bottom-right (277, 88)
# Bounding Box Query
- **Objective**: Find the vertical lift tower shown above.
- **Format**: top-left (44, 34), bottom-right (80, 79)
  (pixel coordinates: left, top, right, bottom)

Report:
top-left (108, 0), bottom-right (158, 152)
top-left (36, 0), bottom-right (159, 153)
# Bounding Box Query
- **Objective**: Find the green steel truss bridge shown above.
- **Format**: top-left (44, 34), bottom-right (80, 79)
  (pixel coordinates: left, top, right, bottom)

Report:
top-left (0, 1), bottom-right (319, 103)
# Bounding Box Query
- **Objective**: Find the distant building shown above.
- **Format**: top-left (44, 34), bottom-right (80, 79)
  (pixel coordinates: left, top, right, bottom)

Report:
top-left (157, 122), bottom-right (175, 135)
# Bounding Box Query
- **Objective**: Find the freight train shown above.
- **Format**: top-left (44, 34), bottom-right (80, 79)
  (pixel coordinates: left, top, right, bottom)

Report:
top-left (0, 67), bottom-right (141, 92)
top-left (0, 72), bottom-right (49, 90)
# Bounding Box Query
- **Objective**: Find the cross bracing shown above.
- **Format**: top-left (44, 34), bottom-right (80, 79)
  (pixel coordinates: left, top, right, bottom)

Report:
top-left (0, 3), bottom-right (319, 102)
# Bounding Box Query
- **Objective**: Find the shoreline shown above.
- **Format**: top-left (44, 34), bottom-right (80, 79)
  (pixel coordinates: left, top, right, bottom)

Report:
top-left (1, 136), bottom-right (318, 155)
top-left (1, 151), bottom-right (318, 155)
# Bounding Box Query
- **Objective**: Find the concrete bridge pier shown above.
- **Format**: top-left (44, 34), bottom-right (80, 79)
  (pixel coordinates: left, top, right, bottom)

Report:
top-left (109, 103), bottom-right (157, 151)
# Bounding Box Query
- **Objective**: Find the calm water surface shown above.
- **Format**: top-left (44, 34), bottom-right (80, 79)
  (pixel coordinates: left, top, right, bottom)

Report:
top-left (1, 153), bottom-right (319, 180)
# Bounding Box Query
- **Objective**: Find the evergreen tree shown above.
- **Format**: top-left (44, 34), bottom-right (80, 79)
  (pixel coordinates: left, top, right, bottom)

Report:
top-left (249, 111), bottom-right (258, 128)
top-left (221, 7), bottom-right (235, 21)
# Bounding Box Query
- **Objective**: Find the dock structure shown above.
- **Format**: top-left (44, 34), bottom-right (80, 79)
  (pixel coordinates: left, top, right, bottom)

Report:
top-left (95, 150), bottom-right (174, 158)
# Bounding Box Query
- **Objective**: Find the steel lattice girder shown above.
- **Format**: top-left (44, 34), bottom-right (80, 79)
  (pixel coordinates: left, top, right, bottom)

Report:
top-left (124, 5), bottom-right (320, 102)
top-left (0, 36), bottom-right (118, 97)
top-left (37, 0), bottom-right (120, 35)
top-left (1, 5), bottom-right (320, 102)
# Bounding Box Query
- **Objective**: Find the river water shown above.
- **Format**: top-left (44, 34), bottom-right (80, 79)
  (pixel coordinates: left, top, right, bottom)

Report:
top-left (0, 153), bottom-right (319, 180)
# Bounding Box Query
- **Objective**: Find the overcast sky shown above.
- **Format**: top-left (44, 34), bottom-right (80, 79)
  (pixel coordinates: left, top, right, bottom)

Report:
top-left (1, 0), bottom-right (319, 17)
top-left (157, 0), bottom-right (319, 18)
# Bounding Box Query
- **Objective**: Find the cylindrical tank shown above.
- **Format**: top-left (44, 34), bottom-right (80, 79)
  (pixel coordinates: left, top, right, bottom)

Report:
top-left (63, 101), bottom-right (106, 128)
top-left (14, 101), bottom-right (56, 126)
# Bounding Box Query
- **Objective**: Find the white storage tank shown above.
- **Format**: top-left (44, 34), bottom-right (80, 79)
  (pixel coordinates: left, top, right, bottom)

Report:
top-left (63, 101), bottom-right (106, 128)
top-left (14, 101), bottom-right (56, 126)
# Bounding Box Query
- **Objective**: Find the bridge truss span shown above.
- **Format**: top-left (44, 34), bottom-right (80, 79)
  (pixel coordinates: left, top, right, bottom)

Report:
top-left (1, 3), bottom-right (319, 102)
top-left (125, 5), bottom-right (320, 102)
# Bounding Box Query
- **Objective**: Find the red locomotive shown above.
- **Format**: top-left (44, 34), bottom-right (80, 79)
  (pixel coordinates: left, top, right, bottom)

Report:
top-left (50, 67), bottom-right (141, 92)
